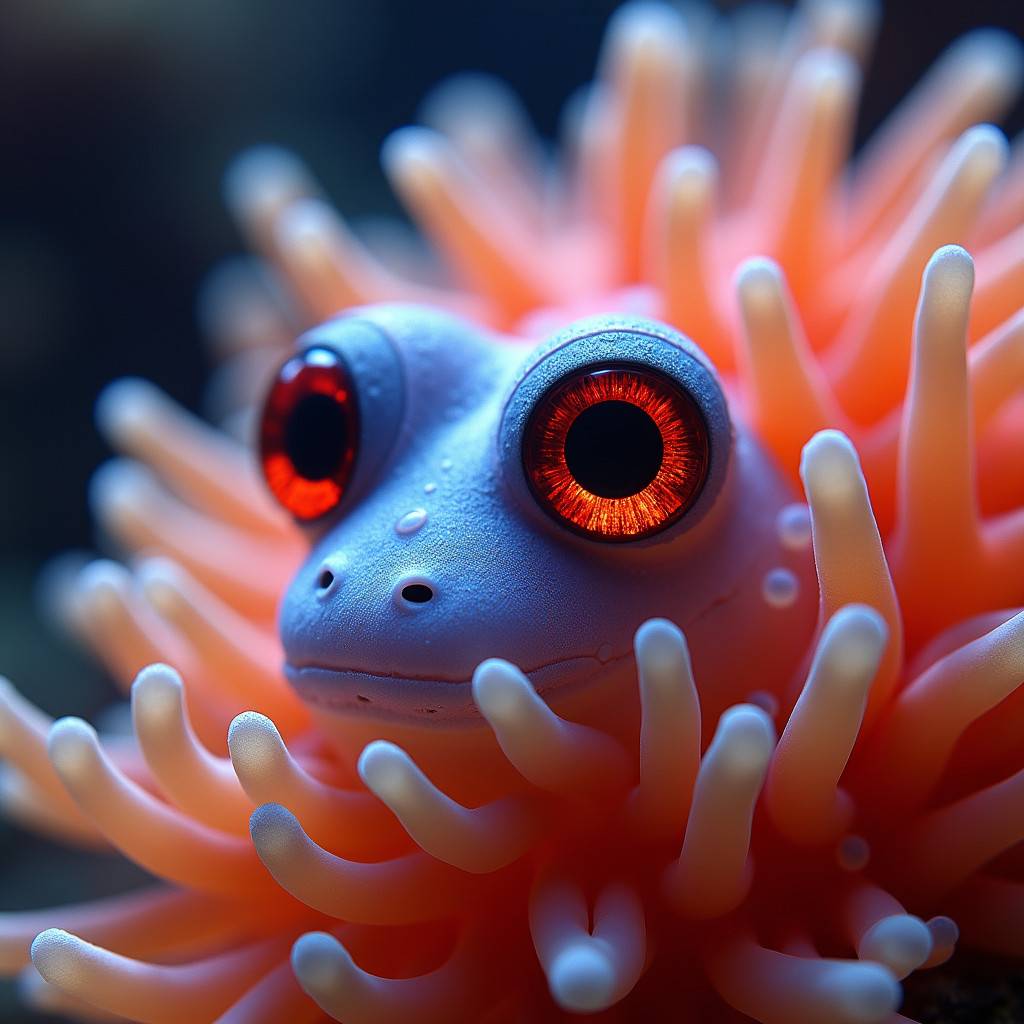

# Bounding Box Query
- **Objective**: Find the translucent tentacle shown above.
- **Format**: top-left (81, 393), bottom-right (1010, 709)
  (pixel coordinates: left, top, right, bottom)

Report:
top-left (130, 664), bottom-right (253, 834)
top-left (754, 49), bottom-right (860, 297)
top-left (706, 929), bottom-right (901, 1024)
top-left (382, 127), bottom-right (553, 322)
top-left (840, 882), bottom-right (932, 979)
top-left (970, 225), bottom-right (1024, 343)
top-left (214, 958), bottom-right (321, 1024)
top-left (646, 146), bottom-right (731, 367)
top-left (292, 927), bottom-right (486, 1024)
top-left (831, 125), bottom-right (1007, 423)
top-left (30, 929), bottom-right (285, 1024)
top-left (228, 712), bottom-right (407, 860)
top-left (249, 803), bottom-right (478, 925)
top-left (471, 659), bottom-right (632, 797)
top-left (95, 377), bottom-right (289, 538)
top-left (800, 430), bottom-right (903, 725)
top-left (890, 246), bottom-right (981, 638)
top-left (844, 29), bottom-right (1022, 252)
top-left (628, 618), bottom-right (700, 837)
top-left (735, 258), bottom-right (846, 477)
top-left (530, 876), bottom-right (646, 1014)
top-left (867, 610), bottom-right (1024, 808)
top-left (138, 559), bottom-right (308, 732)
top-left (766, 605), bottom-right (887, 844)
top-left (90, 460), bottom-right (286, 622)
top-left (667, 705), bottom-right (775, 918)
top-left (599, 2), bottom-right (693, 281)
top-left (47, 718), bottom-right (270, 897)
top-left (358, 740), bottom-right (541, 873)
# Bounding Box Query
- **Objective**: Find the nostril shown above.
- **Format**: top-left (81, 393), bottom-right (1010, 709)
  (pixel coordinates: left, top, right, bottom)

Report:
top-left (401, 583), bottom-right (434, 604)
top-left (317, 569), bottom-right (335, 591)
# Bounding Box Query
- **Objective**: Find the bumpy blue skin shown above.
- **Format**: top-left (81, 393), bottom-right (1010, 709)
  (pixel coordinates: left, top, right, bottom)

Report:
top-left (280, 305), bottom-right (817, 725)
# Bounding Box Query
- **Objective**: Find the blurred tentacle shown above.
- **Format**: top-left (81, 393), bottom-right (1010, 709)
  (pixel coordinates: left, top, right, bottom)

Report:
top-left (130, 664), bottom-right (253, 834)
top-left (95, 378), bottom-right (289, 538)
top-left (831, 125), bottom-right (1007, 423)
top-left (138, 559), bottom-right (308, 733)
top-left (646, 146), bottom-right (731, 367)
top-left (844, 29), bottom-right (1023, 253)
top-left (215, 958), bottom-right (321, 1024)
top-left (735, 258), bottom-right (846, 478)
top-left (47, 718), bottom-right (270, 897)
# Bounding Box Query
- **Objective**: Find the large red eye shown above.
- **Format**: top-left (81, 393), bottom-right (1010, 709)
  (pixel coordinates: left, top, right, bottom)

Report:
top-left (523, 364), bottom-right (710, 541)
top-left (259, 346), bottom-right (359, 520)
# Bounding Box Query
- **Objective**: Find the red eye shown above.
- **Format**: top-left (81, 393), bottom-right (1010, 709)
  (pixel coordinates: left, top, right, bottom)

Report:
top-left (259, 346), bottom-right (359, 520)
top-left (523, 364), bottom-right (710, 540)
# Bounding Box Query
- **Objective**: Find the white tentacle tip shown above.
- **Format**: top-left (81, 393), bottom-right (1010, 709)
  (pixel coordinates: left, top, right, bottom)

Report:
top-left (223, 145), bottom-right (309, 219)
top-left (29, 929), bottom-right (78, 987)
top-left (47, 718), bottom-right (99, 780)
top-left (381, 126), bottom-right (447, 184)
top-left (292, 931), bottom-right (353, 996)
top-left (94, 377), bottom-right (161, 447)
top-left (858, 914), bottom-right (932, 979)
top-left (716, 704), bottom-right (776, 777)
top-left (472, 659), bottom-right (534, 724)
top-left (824, 605), bottom-right (888, 682)
top-left (249, 802), bottom-right (302, 861)
top-left (358, 740), bottom-right (415, 803)
top-left (800, 430), bottom-right (863, 504)
top-left (88, 459), bottom-right (154, 527)
top-left (826, 961), bottom-right (901, 1022)
top-left (548, 943), bottom-right (616, 1014)
top-left (634, 617), bottom-right (689, 679)
top-left (922, 244), bottom-right (975, 307)
top-left (137, 557), bottom-right (195, 622)
top-left (130, 662), bottom-right (184, 720)
top-left (228, 711), bottom-right (283, 778)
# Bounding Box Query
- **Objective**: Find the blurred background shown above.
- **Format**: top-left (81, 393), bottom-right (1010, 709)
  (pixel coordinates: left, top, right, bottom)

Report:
top-left (0, 1), bottom-right (1022, 1020)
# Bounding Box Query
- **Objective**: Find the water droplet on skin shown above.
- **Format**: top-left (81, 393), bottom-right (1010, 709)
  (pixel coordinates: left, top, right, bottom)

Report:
top-left (440, 459), bottom-right (453, 472)
top-left (597, 643), bottom-right (614, 663)
top-left (424, 482), bottom-right (437, 494)
top-left (762, 567), bottom-right (799, 608)
top-left (395, 509), bottom-right (428, 535)
top-left (837, 834), bottom-right (871, 872)
top-left (777, 503), bottom-right (812, 549)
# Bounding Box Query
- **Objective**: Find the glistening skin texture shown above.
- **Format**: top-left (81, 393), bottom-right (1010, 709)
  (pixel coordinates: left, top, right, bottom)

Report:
top-left (2, 1), bottom-right (1024, 1022)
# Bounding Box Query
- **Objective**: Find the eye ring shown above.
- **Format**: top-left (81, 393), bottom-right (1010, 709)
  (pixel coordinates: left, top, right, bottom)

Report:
top-left (259, 346), bottom-right (360, 521)
top-left (522, 363), bottom-right (710, 541)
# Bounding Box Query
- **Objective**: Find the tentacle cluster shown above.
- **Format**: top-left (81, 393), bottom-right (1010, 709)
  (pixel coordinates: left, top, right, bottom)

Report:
top-left (3, 0), bottom-right (1024, 1021)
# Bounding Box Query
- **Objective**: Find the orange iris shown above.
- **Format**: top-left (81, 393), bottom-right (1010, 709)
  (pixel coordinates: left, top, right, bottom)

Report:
top-left (523, 365), bottom-right (710, 540)
top-left (259, 346), bottom-right (359, 520)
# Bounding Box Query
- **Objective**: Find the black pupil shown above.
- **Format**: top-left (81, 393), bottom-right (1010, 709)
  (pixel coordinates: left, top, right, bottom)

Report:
top-left (564, 400), bottom-right (664, 498)
top-left (285, 392), bottom-right (349, 480)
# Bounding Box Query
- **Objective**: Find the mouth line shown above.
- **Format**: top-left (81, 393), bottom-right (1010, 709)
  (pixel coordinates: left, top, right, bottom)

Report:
top-left (284, 648), bottom-right (634, 719)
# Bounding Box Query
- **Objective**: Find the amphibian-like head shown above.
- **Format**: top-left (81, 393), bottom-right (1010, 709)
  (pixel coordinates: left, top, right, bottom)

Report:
top-left (261, 304), bottom-right (817, 741)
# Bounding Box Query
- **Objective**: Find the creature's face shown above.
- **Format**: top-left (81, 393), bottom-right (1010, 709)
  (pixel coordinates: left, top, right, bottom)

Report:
top-left (260, 304), bottom-right (818, 731)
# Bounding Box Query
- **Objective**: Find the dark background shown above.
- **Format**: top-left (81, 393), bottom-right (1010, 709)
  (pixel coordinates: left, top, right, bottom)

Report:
top-left (0, 1), bottom-right (1022, 1021)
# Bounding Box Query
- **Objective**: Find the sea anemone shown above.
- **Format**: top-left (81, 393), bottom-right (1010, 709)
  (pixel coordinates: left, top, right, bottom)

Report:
top-left (3, 1), bottom-right (1024, 1022)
